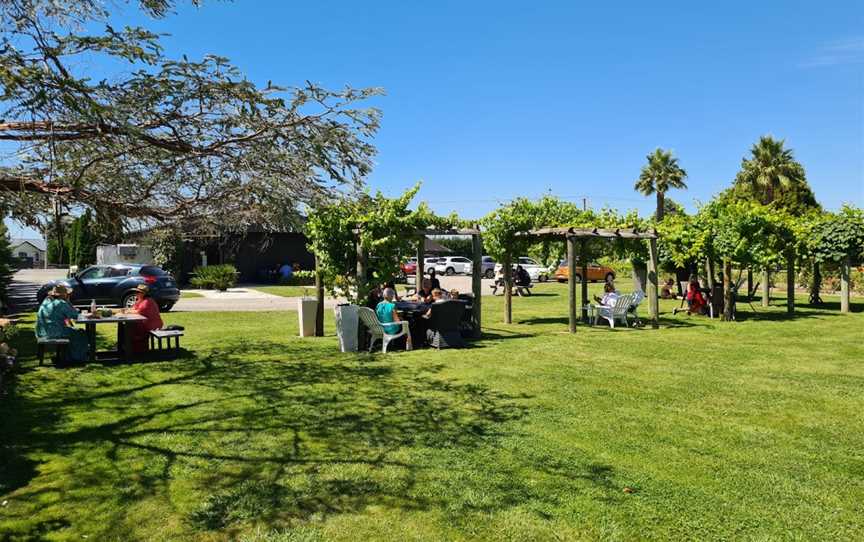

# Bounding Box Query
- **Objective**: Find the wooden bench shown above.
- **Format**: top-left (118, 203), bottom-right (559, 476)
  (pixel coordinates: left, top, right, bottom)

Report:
top-left (37, 337), bottom-right (70, 366)
top-left (149, 329), bottom-right (184, 357)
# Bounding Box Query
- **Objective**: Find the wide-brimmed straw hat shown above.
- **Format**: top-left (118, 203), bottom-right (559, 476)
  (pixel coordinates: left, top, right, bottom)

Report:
top-left (134, 284), bottom-right (150, 295)
top-left (50, 284), bottom-right (70, 297)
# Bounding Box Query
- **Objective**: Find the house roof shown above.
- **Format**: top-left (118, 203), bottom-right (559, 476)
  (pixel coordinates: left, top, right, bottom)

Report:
top-left (10, 238), bottom-right (47, 252)
top-left (424, 238), bottom-right (453, 253)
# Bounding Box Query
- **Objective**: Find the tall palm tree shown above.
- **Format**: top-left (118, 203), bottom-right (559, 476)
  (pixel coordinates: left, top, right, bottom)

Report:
top-left (634, 148), bottom-right (688, 221)
top-left (735, 136), bottom-right (805, 205)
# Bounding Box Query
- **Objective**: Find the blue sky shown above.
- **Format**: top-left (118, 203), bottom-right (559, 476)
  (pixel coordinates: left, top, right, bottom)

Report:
top-left (7, 0), bottom-right (864, 237)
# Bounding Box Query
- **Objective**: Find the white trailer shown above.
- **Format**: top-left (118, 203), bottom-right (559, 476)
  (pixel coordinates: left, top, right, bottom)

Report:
top-left (96, 244), bottom-right (154, 265)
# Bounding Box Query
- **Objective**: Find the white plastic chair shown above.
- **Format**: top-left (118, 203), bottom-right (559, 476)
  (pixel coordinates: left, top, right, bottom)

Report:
top-left (358, 307), bottom-right (410, 353)
top-left (593, 293), bottom-right (635, 328)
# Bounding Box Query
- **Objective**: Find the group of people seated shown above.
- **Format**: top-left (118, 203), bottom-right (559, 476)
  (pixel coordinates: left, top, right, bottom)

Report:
top-left (492, 265), bottom-right (532, 295)
top-left (35, 283), bottom-right (165, 363)
top-left (369, 268), bottom-right (468, 350)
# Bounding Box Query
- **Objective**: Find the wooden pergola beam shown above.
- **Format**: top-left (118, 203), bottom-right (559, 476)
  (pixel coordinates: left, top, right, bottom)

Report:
top-left (519, 227), bottom-right (658, 240)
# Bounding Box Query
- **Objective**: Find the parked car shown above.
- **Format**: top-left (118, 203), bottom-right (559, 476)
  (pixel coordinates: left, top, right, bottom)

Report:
top-left (553, 260), bottom-right (616, 283)
top-left (432, 256), bottom-right (473, 276)
top-left (481, 256), bottom-right (496, 279)
top-left (400, 257), bottom-right (417, 276)
top-left (36, 264), bottom-right (181, 311)
top-left (494, 257), bottom-right (550, 282)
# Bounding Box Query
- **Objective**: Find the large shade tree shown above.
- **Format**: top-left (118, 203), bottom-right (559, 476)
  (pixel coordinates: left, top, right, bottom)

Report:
top-left (634, 148), bottom-right (687, 221)
top-left (0, 0), bottom-right (381, 235)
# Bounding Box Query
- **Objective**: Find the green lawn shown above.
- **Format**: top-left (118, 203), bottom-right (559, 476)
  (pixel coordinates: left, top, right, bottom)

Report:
top-left (1, 284), bottom-right (862, 540)
top-left (251, 285), bottom-right (317, 298)
top-left (181, 291), bottom-right (204, 298)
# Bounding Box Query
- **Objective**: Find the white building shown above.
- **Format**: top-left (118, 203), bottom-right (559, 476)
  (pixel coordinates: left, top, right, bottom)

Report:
top-left (10, 238), bottom-right (47, 267)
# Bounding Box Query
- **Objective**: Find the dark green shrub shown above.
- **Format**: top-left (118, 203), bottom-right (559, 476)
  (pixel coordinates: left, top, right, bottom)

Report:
top-left (190, 264), bottom-right (238, 291)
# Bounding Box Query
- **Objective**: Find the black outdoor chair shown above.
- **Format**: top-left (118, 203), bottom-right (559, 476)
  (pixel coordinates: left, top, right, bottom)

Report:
top-left (425, 300), bottom-right (467, 349)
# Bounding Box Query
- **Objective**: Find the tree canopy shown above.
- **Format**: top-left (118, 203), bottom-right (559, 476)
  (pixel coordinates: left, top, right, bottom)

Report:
top-left (0, 0), bottom-right (382, 235)
top-left (810, 205), bottom-right (864, 265)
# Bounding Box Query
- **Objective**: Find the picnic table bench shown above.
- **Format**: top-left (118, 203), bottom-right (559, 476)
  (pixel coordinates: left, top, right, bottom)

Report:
top-left (149, 329), bottom-right (184, 357)
top-left (37, 337), bottom-right (70, 365)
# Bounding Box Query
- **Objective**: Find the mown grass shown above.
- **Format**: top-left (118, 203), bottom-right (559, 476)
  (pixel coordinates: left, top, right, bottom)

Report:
top-left (181, 291), bottom-right (205, 298)
top-left (1, 283), bottom-right (862, 541)
top-left (251, 285), bottom-right (317, 298)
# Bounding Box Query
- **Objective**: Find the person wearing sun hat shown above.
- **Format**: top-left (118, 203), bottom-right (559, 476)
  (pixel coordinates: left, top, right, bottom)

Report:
top-left (127, 283), bottom-right (164, 353)
top-left (35, 284), bottom-right (89, 363)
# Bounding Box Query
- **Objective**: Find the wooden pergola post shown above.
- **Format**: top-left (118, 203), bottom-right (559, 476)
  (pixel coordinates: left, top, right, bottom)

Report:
top-left (503, 253), bottom-right (512, 324)
top-left (786, 250), bottom-right (795, 314)
top-left (840, 257), bottom-right (850, 313)
top-left (580, 239), bottom-right (589, 323)
top-left (471, 233), bottom-right (483, 337)
top-left (567, 236), bottom-right (577, 333)
top-left (314, 253), bottom-right (324, 337)
top-left (415, 236), bottom-right (424, 290)
top-left (647, 238), bottom-right (659, 329)
top-left (761, 268), bottom-right (770, 307)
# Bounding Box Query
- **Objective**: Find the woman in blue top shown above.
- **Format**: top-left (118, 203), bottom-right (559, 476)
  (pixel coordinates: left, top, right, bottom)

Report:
top-left (375, 288), bottom-right (412, 349)
top-left (35, 284), bottom-right (89, 363)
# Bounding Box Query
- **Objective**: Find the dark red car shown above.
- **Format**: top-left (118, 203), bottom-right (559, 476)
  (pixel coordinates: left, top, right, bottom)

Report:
top-left (400, 258), bottom-right (417, 276)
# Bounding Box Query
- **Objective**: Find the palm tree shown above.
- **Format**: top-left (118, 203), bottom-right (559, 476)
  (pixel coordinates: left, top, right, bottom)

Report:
top-left (634, 148), bottom-right (688, 221)
top-left (735, 136), bottom-right (805, 205)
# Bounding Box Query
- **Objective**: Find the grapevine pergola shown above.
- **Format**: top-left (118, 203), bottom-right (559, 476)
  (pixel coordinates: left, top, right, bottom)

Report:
top-left (517, 226), bottom-right (661, 331)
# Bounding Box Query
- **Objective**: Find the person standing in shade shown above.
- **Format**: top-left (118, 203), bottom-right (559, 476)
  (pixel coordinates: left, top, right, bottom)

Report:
top-left (36, 284), bottom-right (89, 363)
top-left (428, 268), bottom-right (442, 290)
top-left (278, 262), bottom-right (293, 282)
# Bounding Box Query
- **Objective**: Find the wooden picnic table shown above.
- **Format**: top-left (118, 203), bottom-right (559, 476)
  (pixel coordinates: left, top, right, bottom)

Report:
top-left (77, 313), bottom-right (147, 362)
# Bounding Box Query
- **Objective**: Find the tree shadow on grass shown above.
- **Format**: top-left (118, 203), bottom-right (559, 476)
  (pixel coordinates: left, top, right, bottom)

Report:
top-left (0, 337), bottom-right (539, 538)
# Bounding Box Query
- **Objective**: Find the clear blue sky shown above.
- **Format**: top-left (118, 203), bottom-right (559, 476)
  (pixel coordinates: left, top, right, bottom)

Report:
top-left (7, 0), bottom-right (864, 237)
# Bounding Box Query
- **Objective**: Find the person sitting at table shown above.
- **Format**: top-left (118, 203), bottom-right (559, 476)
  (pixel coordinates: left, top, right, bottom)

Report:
top-left (35, 284), bottom-right (88, 363)
top-left (428, 268), bottom-right (442, 290)
top-left (127, 284), bottom-right (164, 353)
top-left (376, 288), bottom-right (411, 350)
top-left (413, 278), bottom-right (435, 304)
top-left (422, 289), bottom-right (448, 318)
top-left (383, 280), bottom-right (400, 301)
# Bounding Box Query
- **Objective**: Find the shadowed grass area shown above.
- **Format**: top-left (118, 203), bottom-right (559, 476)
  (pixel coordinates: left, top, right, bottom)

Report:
top-left (1, 283), bottom-right (862, 540)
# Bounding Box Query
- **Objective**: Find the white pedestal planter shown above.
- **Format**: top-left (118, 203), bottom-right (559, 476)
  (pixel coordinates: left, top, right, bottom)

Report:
top-left (334, 304), bottom-right (359, 352)
top-left (297, 297), bottom-right (318, 337)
